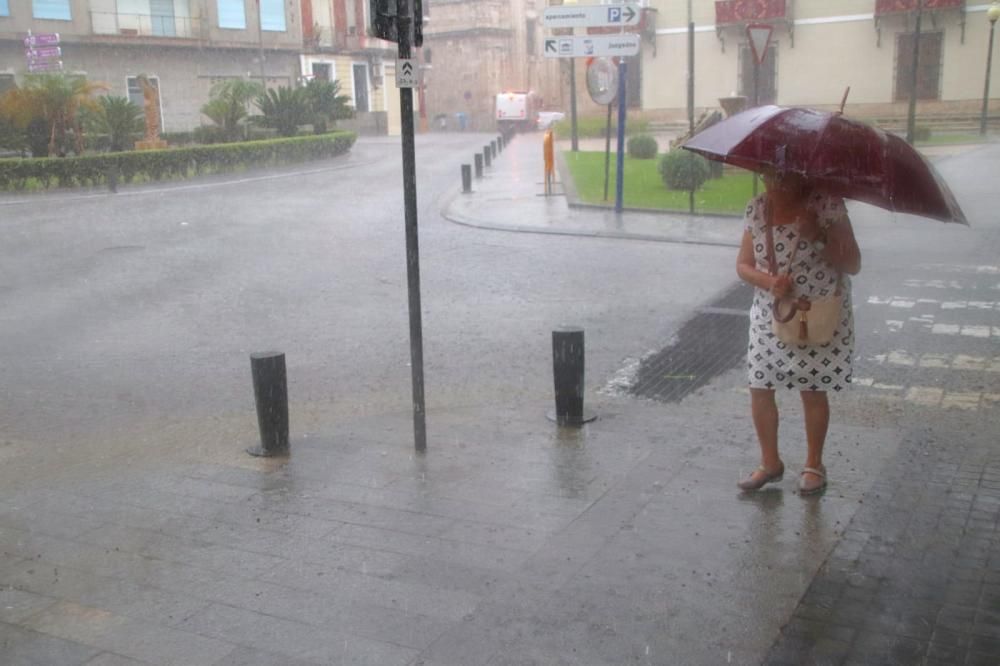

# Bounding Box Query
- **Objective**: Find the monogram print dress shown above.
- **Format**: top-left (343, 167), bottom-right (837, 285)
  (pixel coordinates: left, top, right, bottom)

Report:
top-left (744, 192), bottom-right (854, 392)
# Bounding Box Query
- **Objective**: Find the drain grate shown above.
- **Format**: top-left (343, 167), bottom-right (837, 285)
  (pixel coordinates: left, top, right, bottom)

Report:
top-left (630, 282), bottom-right (754, 403)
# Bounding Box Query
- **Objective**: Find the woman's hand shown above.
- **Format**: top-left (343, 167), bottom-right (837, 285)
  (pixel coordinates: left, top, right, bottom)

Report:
top-left (770, 274), bottom-right (793, 299)
top-left (796, 212), bottom-right (822, 242)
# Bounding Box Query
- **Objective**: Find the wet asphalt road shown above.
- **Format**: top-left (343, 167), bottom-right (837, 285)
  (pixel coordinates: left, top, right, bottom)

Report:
top-left (0, 133), bottom-right (737, 487)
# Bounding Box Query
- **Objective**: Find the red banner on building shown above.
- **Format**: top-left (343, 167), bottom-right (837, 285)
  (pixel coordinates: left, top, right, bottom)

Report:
top-left (715, 0), bottom-right (787, 26)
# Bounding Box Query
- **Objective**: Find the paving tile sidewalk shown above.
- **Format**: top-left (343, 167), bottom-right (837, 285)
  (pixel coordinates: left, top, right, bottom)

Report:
top-left (1, 135), bottom-right (997, 665)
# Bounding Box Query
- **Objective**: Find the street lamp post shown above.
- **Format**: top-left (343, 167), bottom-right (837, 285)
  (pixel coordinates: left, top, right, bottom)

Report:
top-left (980, 2), bottom-right (1000, 135)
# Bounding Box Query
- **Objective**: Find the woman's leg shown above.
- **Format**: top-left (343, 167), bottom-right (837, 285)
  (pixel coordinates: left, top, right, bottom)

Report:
top-left (800, 390), bottom-right (830, 477)
top-left (750, 388), bottom-right (781, 471)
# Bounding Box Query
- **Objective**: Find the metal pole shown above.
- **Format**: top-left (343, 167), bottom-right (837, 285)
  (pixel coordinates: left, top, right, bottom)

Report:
top-left (688, 21), bottom-right (695, 133)
top-left (982, 18), bottom-right (998, 136)
top-left (615, 61), bottom-right (627, 214)
top-left (570, 57), bottom-right (579, 152)
top-left (603, 103), bottom-right (612, 201)
top-left (752, 61), bottom-right (759, 197)
top-left (256, 0), bottom-right (266, 85)
top-left (397, 2), bottom-right (426, 453)
top-left (906, 0), bottom-right (924, 144)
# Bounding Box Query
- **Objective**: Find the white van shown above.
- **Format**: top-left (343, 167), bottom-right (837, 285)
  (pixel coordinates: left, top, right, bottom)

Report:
top-left (495, 91), bottom-right (541, 133)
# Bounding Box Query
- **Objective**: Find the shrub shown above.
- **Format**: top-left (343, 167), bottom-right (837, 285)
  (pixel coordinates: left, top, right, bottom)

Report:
top-left (254, 87), bottom-right (310, 137)
top-left (913, 125), bottom-right (932, 142)
top-left (0, 131), bottom-right (356, 190)
top-left (658, 149), bottom-right (710, 192)
top-left (627, 134), bottom-right (658, 159)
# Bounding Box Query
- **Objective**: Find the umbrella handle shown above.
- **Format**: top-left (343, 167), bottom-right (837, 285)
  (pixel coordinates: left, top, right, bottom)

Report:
top-left (837, 87), bottom-right (851, 116)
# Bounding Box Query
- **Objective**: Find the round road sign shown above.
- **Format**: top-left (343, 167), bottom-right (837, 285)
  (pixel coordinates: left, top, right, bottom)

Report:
top-left (586, 57), bottom-right (618, 106)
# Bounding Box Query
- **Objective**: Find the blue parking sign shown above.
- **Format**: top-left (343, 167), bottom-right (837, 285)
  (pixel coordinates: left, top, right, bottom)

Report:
top-left (608, 7), bottom-right (621, 23)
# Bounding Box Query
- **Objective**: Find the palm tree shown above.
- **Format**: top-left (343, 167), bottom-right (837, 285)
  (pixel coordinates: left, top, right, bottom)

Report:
top-left (254, 86), bottom-right (310, 138)
top-left (303, 79), bottom-right (353, 134)
top-left (14, 74), bottom-right (107, 156)
top-left (85, 96), bottom-right (144, 152)
top-left (201, 79), bottom-right (263, 141)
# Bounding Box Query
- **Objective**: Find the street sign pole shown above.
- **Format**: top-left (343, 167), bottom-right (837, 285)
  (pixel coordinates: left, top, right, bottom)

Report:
top-left (615, 61), bottom-right (627, 214)
top-left (570, 56), bottom-right (579, 152)
top-left (604, 102), bottom-right (612, 200)
top-left (396, 0), bottom-right (427, 453)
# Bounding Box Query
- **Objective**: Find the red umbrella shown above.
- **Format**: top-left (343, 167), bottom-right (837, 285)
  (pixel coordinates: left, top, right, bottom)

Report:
top-left (682, 105), bottom-right (968, 225)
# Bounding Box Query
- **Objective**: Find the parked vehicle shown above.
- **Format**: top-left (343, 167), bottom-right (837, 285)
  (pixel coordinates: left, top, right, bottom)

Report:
top-left (495, 91), bottom-right (541, 133)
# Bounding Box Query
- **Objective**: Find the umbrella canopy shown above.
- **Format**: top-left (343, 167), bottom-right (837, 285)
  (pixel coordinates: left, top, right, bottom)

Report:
top-left (682, 105), bottom-right (968, 225)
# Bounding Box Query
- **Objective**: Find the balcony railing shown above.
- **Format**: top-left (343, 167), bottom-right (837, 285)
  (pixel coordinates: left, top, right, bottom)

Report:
top-left (875, 0), bottom-right (963, 15)
top-left (90, 11), bottom-right (201, 39)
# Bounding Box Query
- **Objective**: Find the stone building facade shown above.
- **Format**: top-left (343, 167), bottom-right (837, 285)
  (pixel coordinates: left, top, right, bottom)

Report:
top-left (422, 0), bottom-right (565, 131)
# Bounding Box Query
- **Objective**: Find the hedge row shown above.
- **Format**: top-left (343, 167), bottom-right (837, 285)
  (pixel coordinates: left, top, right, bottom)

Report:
top-left (0, 131), bottom-right (356, 190)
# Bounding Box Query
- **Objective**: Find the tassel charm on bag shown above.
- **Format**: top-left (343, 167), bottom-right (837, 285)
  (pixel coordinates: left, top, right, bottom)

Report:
top-left (797, 298), bottom-right (811, 341)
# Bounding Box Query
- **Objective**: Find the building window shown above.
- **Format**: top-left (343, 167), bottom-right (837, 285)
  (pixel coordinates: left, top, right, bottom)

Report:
top-left (150, 0), bottom-right (177, 36)
top-left (312, 63), bottom-right (331, 81)
top-left (259, 0), bottom-right (285, 31)
top-left (526, 18), bottom-right (536, 55)
top-left (32, 0), bottom-right (71, 20)
top-left (217, 0), bottom-right (246, 29)
top-left (352, 63), bottom-right (369, 112)
top-left (127, 76), bottom-right (162, 129)
top-left (739, 43), bottom-right (777, 105)
top-left (895, 31), bottom-right (943, 101)
top-left (0, 0), bottom-right (9, 17)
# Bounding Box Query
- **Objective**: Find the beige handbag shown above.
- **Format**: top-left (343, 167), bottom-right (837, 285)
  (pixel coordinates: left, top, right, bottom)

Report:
top-left (766, 219), bottom-right (843, 346)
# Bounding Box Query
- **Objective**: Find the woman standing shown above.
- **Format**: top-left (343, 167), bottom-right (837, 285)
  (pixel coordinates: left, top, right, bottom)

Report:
top-left (735, 170), bottom-right (862, 495)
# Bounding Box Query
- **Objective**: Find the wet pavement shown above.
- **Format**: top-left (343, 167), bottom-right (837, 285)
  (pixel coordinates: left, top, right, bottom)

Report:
top-left (0, 132), bottom-right (997, 664)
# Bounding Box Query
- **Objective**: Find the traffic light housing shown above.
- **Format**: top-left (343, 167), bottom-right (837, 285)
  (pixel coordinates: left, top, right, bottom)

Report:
top-left (369, 0), bottom-right (422, 47)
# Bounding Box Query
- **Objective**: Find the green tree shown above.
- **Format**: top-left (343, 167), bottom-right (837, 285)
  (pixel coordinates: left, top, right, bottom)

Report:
top-left (84, 96), bottom-right (144, 152)
top-left (303, 78), bottom-right (353, 134)
top-left (254, 86), bottom-right (310, 138)
top-left (201, 79), bottom-right (263, 141)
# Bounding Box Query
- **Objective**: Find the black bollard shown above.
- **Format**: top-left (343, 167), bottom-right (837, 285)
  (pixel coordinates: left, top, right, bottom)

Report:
top-left (483, 146), bottom-right (491, 168)
top-left (497, 135), bottom-right (503, 153)
top-left (547, 327), bottom-right (596, 426)
top-left (490, 140), bottom-right (497, 160)
top-left (247, 352), bottom-right (289, 457)
top-left (461, 164), bottom-right (472, 193)
top-left (474, 153), bottom-right (483, 178)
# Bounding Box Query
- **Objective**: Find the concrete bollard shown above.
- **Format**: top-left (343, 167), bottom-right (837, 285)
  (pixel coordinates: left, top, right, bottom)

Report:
top-left (474, 153), bottom-right (483, 178)
top-left (247, 351), bottom-right (289, 457)
top-left (461, 164), bottom-right (472, 193)
top-left (497, 135), bottom-right (504, 153)
top-left (490, 140), bottom-right (497, 160)
top-left (547, 327), bottom-right (596, 426)
top-left (483, 146), bottom-right (492, 168)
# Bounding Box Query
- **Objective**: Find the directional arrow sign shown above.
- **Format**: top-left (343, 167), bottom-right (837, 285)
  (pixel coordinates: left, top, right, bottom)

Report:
top-left (396, 58), bottom-right (417, 88)
top-left (543, 34), bottom-right (640, 58)
top-left (23, 33), bottom-right (60, 47)
top-left (542, 3), bottom-right (640, 29)
top-left (25, 46), bottom-right (62, 59)
top-left (28, 60), bottom-right (63, 73)
top-left (747, 23), bottom-right (773, 65)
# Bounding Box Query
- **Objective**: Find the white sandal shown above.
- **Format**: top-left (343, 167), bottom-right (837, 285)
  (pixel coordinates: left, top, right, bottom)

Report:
top-left (798, 466), bottom-right (827, 495)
